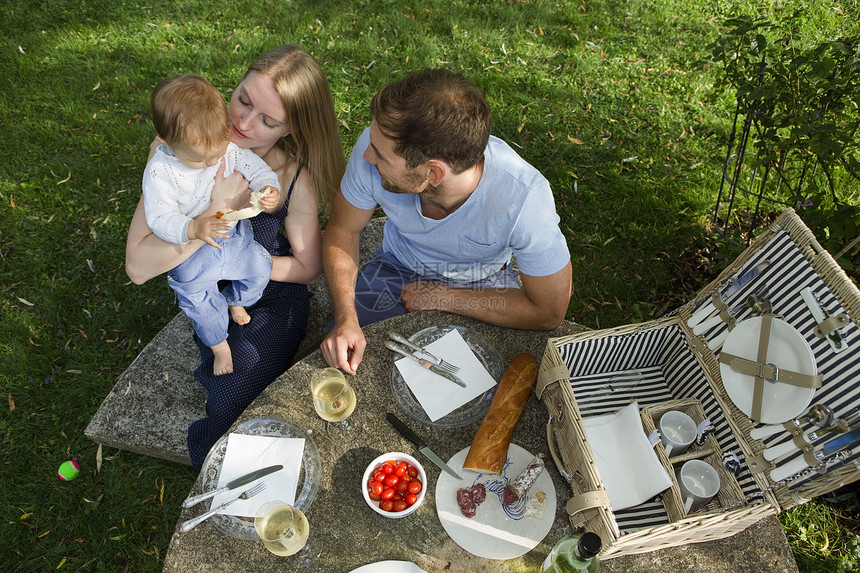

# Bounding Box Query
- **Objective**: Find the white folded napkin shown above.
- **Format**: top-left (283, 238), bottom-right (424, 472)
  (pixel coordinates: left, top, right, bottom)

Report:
top-left (211, 433), bottom-right (304, 517)
top-left (583, 402), bottom-right (673, 511)
top-left (394, 329), bottom-right (496, 421)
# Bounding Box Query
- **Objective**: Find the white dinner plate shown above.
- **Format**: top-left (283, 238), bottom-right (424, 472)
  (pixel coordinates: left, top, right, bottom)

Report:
top-left (720, 316), bottom-right (817, 424)
top-left (435, 444), bottom-right (556, 560)
top-left (349, 561), bottom-right (428, 573)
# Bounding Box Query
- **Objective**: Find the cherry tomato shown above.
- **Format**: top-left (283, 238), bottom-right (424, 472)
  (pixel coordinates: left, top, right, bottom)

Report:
top-left (396, 480), bottom-right (409, 493)
top-left (381, 487), bottom-right (395, 500)
top-left (394, 461), bottom-right (408, 477)
top-left (380, 463), bottom-right (394, 475)
top-left (405, 493), bottom-right (417, 505)
top-left (380, 499), bottom-right (394, 512)
top-left (393, 500), bottom-right (408, 512)
top-left (369, 492), bottom-right (382, 502)
top-left (373, 470), bottom-right (386, 483)
top-left (372, 481), bottom-right (384, 496)
top-left (384, 475), bottom-right (400, 488)
top-left (407, 466), bottom-right (419, 478)
top-left (408, 480), bottom-right (423, 494)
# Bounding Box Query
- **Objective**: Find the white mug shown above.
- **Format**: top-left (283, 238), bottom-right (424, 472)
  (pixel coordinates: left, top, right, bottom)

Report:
top-left (659, 410), bottom-right (697, 457)
top-left (677, 459), bottom-right (721, 513)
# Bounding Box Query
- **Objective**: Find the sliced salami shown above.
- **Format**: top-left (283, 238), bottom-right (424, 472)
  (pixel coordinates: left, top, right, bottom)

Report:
top-left (502, 453), bottom-right (545, 507)
top-left (456, 487), bottom-right (476, 517)
top-left (470, 483), bottom-right (486, 504)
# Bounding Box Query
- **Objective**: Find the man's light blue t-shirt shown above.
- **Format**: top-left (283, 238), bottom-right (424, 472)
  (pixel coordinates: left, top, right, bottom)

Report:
top-left (341, 127), bottom-right (570, 283)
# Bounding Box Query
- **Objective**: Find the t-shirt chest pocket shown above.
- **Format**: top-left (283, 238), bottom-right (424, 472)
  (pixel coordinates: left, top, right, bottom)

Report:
top-left (458, 234), bottom-right (502, 261)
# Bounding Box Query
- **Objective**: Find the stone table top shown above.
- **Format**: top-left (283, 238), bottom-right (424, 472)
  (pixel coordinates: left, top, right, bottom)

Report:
top-left (161, 311), bottom-right (798, 573)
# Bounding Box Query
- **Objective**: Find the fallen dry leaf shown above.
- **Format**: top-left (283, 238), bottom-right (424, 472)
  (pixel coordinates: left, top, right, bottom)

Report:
top-left (8, 393), bottom-right (14, 412)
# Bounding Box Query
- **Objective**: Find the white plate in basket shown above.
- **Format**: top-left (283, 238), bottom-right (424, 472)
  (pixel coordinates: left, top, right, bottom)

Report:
top-left (719, 316), bottom-right (817, 424)
top-left (435, 443), bottom-right (556, 560)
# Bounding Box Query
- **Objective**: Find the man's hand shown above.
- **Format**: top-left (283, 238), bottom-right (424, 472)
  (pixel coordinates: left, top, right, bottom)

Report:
top-left (187, 215), bottom-right (231, 249)
top-left (320, 320), bottom-right (366, 376)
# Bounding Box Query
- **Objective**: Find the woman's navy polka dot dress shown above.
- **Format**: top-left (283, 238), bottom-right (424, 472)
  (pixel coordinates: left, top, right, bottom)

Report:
top-left (187, 170), bottom-right (310, 467)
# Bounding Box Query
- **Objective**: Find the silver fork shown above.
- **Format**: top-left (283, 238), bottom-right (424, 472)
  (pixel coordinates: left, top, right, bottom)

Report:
top-left (387, 331), bottom-right (460, 374)
top-left (180, 482), bottom-right (266, 533)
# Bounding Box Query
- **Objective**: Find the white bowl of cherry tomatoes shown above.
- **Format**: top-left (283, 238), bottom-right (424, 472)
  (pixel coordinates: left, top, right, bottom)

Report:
top-left (362, 452), bottom-right (426, 518)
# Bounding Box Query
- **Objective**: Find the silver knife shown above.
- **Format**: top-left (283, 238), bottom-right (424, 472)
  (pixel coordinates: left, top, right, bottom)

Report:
top-left (385, 341), bottom-right (467, 388)
top-left (770, 426), bottom-right (860, 482)
top-left (386, 413), bottom-right (463, 480)
top-left (687, 259), bottom-right (772, 329)
top-left (181, 464), bottom-right (283, 508)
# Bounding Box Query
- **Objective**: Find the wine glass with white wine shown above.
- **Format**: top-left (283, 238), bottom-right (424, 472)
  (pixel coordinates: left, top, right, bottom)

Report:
top-left (255, 500), bottom-right (318, 566)
top-left (310, 367), bottom-right (362, 442)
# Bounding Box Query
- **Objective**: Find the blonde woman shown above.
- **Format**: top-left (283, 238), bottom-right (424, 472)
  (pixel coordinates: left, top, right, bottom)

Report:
top-left (125, 45), bottom-right (345, 466)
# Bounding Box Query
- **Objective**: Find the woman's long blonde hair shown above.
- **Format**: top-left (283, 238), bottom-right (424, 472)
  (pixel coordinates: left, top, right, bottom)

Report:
top-left (247, 45), bottom-right (345, 215)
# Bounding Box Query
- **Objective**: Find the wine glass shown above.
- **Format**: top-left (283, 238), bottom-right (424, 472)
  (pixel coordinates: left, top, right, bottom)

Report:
top-left (310, 367), bottom-right (362, 442)
top-left (254, 500), bottom-right (319, 566)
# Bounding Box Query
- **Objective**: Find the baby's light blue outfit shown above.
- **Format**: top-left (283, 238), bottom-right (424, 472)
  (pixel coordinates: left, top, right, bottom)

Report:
top-left (142, 142), bottom-right (280, 347)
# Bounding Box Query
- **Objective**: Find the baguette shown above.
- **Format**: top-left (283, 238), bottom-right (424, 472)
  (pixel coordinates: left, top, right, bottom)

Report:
top-left (463, 353), bottom-right (538, 474)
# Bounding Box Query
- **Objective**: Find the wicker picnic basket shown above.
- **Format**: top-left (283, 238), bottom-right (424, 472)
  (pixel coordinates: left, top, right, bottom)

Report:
top-left (536, 208), bottom-right (860, 558)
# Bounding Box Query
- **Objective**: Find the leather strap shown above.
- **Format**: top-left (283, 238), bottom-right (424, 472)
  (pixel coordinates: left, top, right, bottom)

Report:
top-left (536, 364), bottom-right (570, 400)
top-left (719, 352), bottom-right (824, 389)
top-left (713, 292), bottom-right (737, 330)
top-left (566, 489), bottom-right (611, 517)
top-left (752, 313), bottom-right (774, 422)
top-left (813, 314), bottom-right (849, 339)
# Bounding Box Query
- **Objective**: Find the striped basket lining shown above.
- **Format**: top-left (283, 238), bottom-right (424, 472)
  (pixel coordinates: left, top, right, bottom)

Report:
top-left (552, 221), bottom-right (860, 538)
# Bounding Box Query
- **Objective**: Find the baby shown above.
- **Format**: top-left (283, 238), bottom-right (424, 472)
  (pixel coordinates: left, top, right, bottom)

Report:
top-left (142, 74), bottom-right (281, 376)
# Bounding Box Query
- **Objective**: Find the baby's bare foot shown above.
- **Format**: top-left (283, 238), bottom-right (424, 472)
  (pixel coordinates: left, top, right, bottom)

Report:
top-left (211, 341), bottom-right (234, 376)
top-left (230, 306), bottom-right (251, 325)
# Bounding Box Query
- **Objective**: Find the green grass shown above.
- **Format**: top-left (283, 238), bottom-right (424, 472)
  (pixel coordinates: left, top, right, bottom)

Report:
top-left (1, 0), bottom-right (857, 570)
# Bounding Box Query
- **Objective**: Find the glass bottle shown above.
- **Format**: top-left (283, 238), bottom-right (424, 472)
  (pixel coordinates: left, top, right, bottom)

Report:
top-left (540, 532), bottom-right (602, 572)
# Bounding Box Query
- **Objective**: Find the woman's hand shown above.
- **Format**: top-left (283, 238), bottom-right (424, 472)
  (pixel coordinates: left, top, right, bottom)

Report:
top-left (211, 158), bottom-right (251, 212)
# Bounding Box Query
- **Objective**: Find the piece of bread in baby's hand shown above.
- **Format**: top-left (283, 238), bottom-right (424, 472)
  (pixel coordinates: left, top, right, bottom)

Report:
top-left (462, 353), bottom-right (538, 474)
top-left (215, 188), bottom-right (269, 221)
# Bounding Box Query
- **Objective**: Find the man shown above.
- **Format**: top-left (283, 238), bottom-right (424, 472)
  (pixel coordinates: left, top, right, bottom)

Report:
top-left (321, 69), bottom-right (572, 374)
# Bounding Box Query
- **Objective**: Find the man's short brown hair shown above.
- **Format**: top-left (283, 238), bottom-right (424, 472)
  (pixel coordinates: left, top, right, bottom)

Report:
top-left (370, 69), bottom-right (491, 174)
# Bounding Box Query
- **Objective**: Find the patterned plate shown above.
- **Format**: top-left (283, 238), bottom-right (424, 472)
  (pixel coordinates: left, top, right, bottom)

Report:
top-left (198, 417), bottom-right (321, 540)
top-left (389, 325), bottom-right (504, 428)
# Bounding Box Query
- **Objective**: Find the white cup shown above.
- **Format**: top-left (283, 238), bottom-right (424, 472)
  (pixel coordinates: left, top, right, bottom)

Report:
top-left (659, 410), bottom-right (697, 457)
top-left (677, 459), bottom-right (721, 514)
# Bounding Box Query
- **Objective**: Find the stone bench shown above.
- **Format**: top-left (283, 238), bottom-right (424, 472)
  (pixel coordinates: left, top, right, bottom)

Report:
top-left (84, 217), bottom-right (386, 465)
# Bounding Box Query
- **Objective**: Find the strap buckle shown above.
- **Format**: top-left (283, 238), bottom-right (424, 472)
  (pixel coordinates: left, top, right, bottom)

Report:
top-left (758, 362), bottom-right (779, 381)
